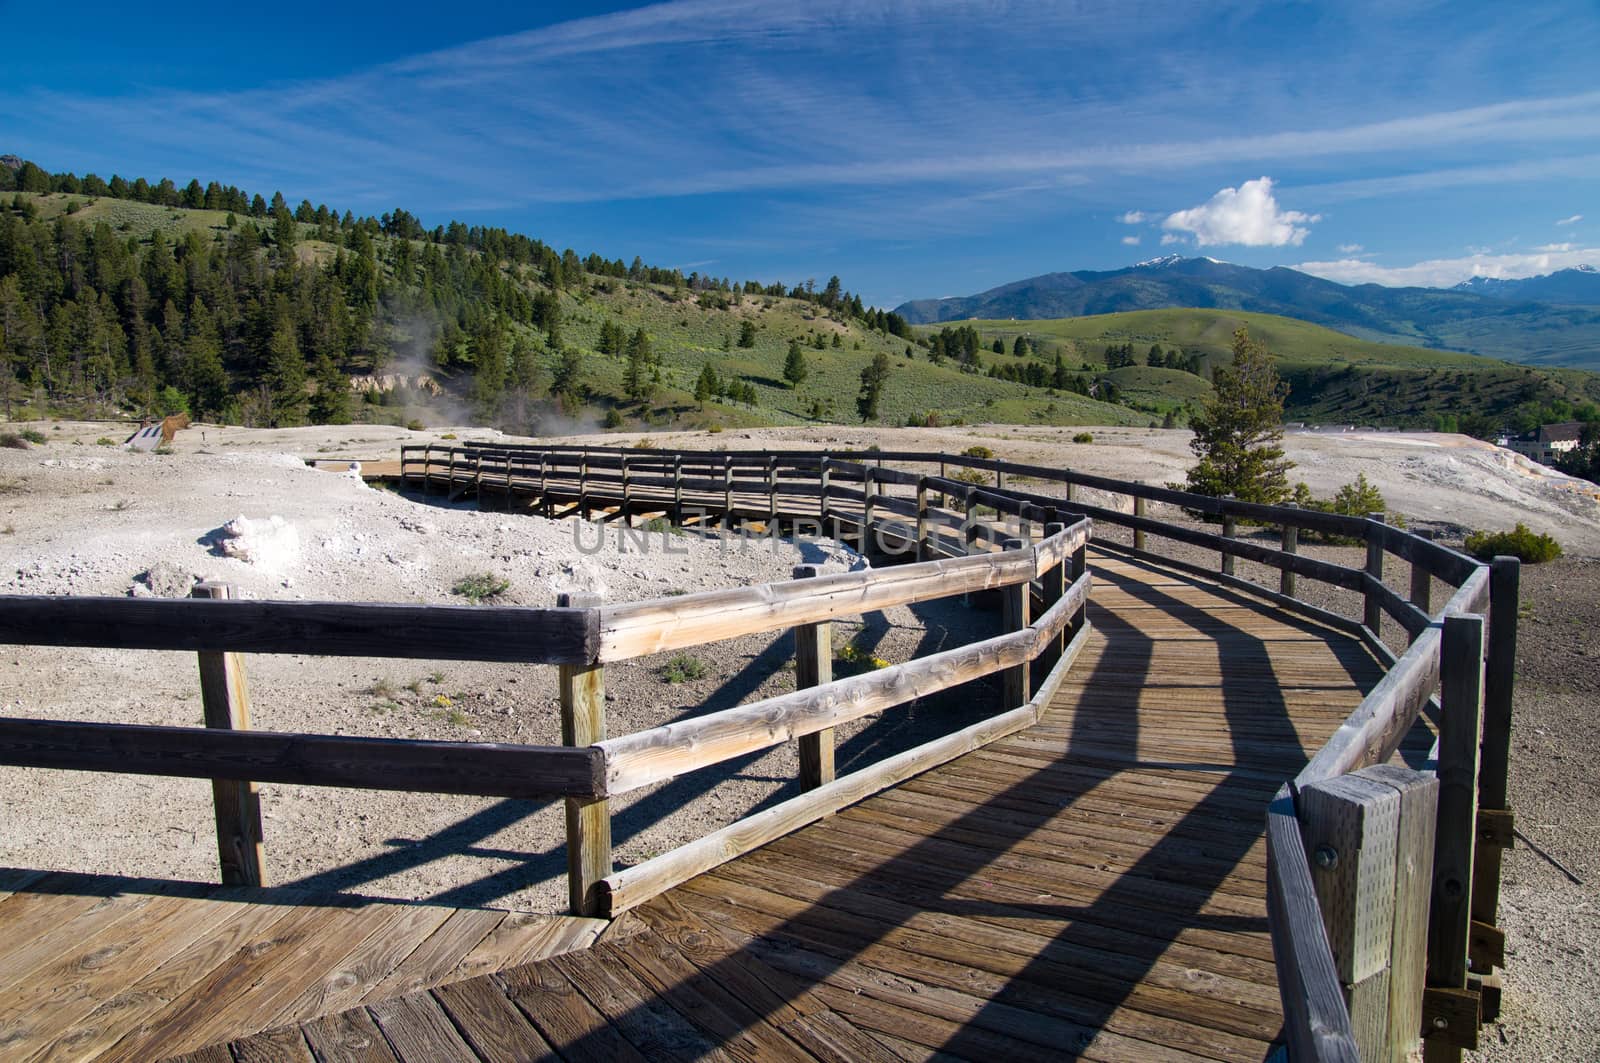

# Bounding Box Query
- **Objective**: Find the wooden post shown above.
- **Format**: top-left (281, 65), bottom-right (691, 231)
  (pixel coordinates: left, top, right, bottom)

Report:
top-left (1365, 513), bottom-right (1387, 635)
top-left (862, 465), bottom-right (876, 554)
top-left (1001, 538), bottom-right (1030, 706)
top-left (995, 465), bottom-right (1005, 490)
top-left (938, 460), bottom-right (947, 506)
top-left (672, 455), bottom-right (684, 524)
top-left (191, 583), bottom-right (265, 888)
top-left (819, 458), bottom-right (833, 538)
top-left (445, 449), bottom-right (456, 494)
top-left (504, 453), bottom-right (514, 513)
top-left (1133, 495), bottom-right (1146, 552)
top-left (722, 455), bottom-right (733, 529)
top-left (1473, 557), bottom-right (1520, 934)
top-left (1282, 505), bottom-right (1299, 597)
top-left (766, 457), bottom-right (778, 526)
top-left (620, 454), bottom-right (632, 527)
top-left (1041, 521), bottom-right (1067, 669)
top-left (1425, 614), bottom-right (1485, 1060)
top-left (1410, 531), bottom-right (1434, 614)
top-left (1221, 506), bottom-right (1237, 576)
top-left (792, 566), bottom-right (834, 792)
top-left (421, 445), bottom-right (434, 494)
top-left (1300, 765), bottom-right (1438, 1062)
top-left (964, 487), bottom-right (980, 556)
top-left (916, 478), bottom-right (931, 560)
top-left (558, 591), bottom-right (610, 916)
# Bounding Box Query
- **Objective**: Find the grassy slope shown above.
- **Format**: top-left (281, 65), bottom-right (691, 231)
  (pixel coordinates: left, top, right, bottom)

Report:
top-left (945, 308), bottom-right (1600, 425)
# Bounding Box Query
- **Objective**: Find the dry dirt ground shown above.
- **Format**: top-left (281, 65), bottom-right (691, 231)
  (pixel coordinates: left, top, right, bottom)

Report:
top-left (1, 419), bottom-right (1596, 1059)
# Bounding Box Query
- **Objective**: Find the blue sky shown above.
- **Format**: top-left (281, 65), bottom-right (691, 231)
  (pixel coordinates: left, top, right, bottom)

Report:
top-left (3, 1), bottom-right (1597, 308)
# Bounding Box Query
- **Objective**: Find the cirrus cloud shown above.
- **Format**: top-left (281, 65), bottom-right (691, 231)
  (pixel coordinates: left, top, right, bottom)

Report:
top-left (1162, 177), bottom-right (1320, 247)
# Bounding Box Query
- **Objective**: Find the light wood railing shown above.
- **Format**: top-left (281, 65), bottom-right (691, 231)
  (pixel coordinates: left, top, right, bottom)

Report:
top-left (405, 442), bottom-right (1518, 1059)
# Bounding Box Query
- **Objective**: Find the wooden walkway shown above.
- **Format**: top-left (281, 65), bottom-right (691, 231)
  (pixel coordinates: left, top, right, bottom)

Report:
top-left (0, 873), bottom-right (605, 1061)
top-left (120, 551), bottom-right (1428, 1062)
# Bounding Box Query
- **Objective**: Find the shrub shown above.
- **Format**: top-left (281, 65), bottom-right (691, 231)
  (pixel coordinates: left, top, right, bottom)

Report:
top-left (1464, 524), bottom-right (1563, 564)
top-left (962, 445), bottom-right (994, 459)
top-left (452, 573), bottom-right (510, 603)
top-left (0, 433), bottom-right (28, 450)
top-left (1072, 432), bottom-right (1094, 444)
top-left (20, 429), bottom-right (47, 444)
top-left (661, 653), bottom-right (708, 683)
top-left (603, 408), bottom-right (625, 429)
top-left (950, 467), bottom-right (988, 486)
top-left (631, 437), bottom-right (657, 449)
top-left (96, 437), bottom-right (115, 446)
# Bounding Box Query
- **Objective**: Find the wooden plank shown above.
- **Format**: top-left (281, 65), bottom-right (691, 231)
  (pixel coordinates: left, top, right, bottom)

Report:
top-left (496, 962), bottom-right (650, 1063)
top-left (30, 892), bottom-right (312, 1063)
top-left (560, 591), bottom-right (611, 917)
top-left (1429, 614), bottom-right (1484, 991)
top-left (793, 565), bottom-right (835, 791)
top-left (1296, 627), bottom-right (1441, 788)
top-left (367, 992), bottom-right (479, 1062)
top-left (433, 976), bottom-right (558, 1061)
top-left (229, 1026), bottom-right (316, 1063)
top-left (358, 907), bottom-right (509, 1003)
top-left (0, 716), bottom-right (604, 800)
top-left (1360, 763), bottom-right (1438, 1063)
top-left (549, 950), bottom-right (739, 1063)
top-left (1298, 774), bottom-right (1402, 986)
top-left (1265, 785), bottom-right (1360, 1063)
top-left (278, 901), bottom-right (454, 1022)
top-left (193, 582), bottom-right (265, 888)
top-left (300, 1006), bottom-right (401, 1063)
top-left (0, 596), bottom-right (596, 663)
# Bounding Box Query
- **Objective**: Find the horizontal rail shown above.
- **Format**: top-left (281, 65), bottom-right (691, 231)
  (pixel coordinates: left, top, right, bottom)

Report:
top-left (595, 522), bottom-right (1089, 661)
top-left (598, 569), bottom-right (1092, 794)
top-left (0, 717), bottom-right (605, 799)
top-left (596, 620), bottom-right (1094, 916)
top-left (0, 596), bottom-right (597, 664)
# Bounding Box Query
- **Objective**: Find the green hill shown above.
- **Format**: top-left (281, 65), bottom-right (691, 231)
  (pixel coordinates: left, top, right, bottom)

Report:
top-left (940, 309), bottom-right (1600, 430)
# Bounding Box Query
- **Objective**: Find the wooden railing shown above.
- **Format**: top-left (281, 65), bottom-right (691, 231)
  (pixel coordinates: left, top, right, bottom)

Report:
top-left (0, 449), bottom-right (1093, 931)
top-left (404, 442), bottom-right (1517, 1059)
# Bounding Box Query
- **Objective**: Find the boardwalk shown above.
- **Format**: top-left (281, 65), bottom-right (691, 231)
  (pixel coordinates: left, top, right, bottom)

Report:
top-left (63, 550), bottom-right (1425, 1063)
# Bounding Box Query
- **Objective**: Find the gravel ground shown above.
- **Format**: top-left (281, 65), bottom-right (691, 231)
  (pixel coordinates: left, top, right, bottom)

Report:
top-left (1, 419), bottom-right (1596, 1057)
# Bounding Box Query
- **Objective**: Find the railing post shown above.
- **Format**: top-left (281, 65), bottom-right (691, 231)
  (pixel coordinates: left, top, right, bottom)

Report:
top-left (504, 453), bottom-right (514, 513)
top-left (620, 453), bottom-right (632, 527)
top-left (191, 582), bottom-right (265, 888)
top-left (673, 455), bottom-right (684, 524)
top-left (1001, 537), bottom-right (1030, 708)
top-left (1410, 531), bottom-right (1434, 614)
top-left (1220, 500), bottom-right (1236, 576)
top-left (819, 457), bottom-right (833, 539)
top-left (722, 454), bottom-right (733, 529)
top-left (1365, 513), bottom-right (1387, 634)
top-left (1070, 519), bottom-right (1088, 639)
top-left (1281, 504), bottom-right (1299, 597)
top-left (964, 487), bottom-right (980, 556)
top-left (995, 464), bottom-right (1005, 490)
top-left (1472, 557), bottom-right (1520, 962)
top-left (445, 448), bottom-right (456, 494)
top-left (1041, 521), bottom-right (1067, 672)
top-left (558, 591), bottom-right (611, 916)
top-left (766, 457), bottom-right (778, 527)
top-left (1425, 613), bottom-right (1486, 1061)
top-left (938, 459), bottom-right (948, 506)
top-left (1133, 495), bottom-right (1146, 552)
top-left (916, 477), bottom-right (931, 560)
top-left (862, 465), bottom-right (876, 550)
top-left (792, 565), bottom-right (835, 792)
top-left (1300, 765), bottom-right (1438, 1062)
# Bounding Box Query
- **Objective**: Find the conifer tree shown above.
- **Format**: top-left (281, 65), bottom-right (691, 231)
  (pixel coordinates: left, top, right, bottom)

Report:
top-left (782, 339), bottom-right (809, 387)
top-left (1185, 327), bottom-right (1291, 503)
top-left (857, 352), bottom-right (890, 422)
top-left (310, 354), bottom-right (351, 424)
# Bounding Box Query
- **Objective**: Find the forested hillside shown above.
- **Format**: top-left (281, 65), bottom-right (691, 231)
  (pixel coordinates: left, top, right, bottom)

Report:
top-left (0, 156), bottom-right (1154, 432)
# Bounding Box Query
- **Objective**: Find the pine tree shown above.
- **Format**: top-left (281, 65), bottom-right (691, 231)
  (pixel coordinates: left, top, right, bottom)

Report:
top-left (857, 352), bottom-right (890, 422)
top-left (737, 319), bottom-right (757, 348)
top-left (1184, 327), bottom-right (1292, 503)
top-left (310, 354), bottom-right (351, 424)
top-left (694, 364), bottom-right (720, 409)
top-left (782, 340), bottom-right (809, 387)
top-left (265, 321), bottom-right (307, 426)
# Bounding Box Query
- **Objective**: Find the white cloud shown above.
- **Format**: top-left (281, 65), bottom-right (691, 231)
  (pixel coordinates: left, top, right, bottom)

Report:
top-left (1532, 242), bottom-right (1575, 253)
top-left (1557, 213), bottom-right (1584, 226)
top-left (1161, 177), bottom-right (1320, 247)
top-left (1294, 246), bottom-right (1600, 288)
top-left (1118, 211), bottom-right (1147, 224)
top-left (1121, 234), bottom-right (1142, 246)
top-left (1160, 233), bottom-right (1183, 246)
top-left (1336, 242), bottom-right (1364, 254)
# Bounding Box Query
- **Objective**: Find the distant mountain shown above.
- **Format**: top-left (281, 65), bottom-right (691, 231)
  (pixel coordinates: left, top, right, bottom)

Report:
top-left (894, 257), bottom-right (1600, 370)
top-left (1453, 265), bottom-right (1600, 305)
